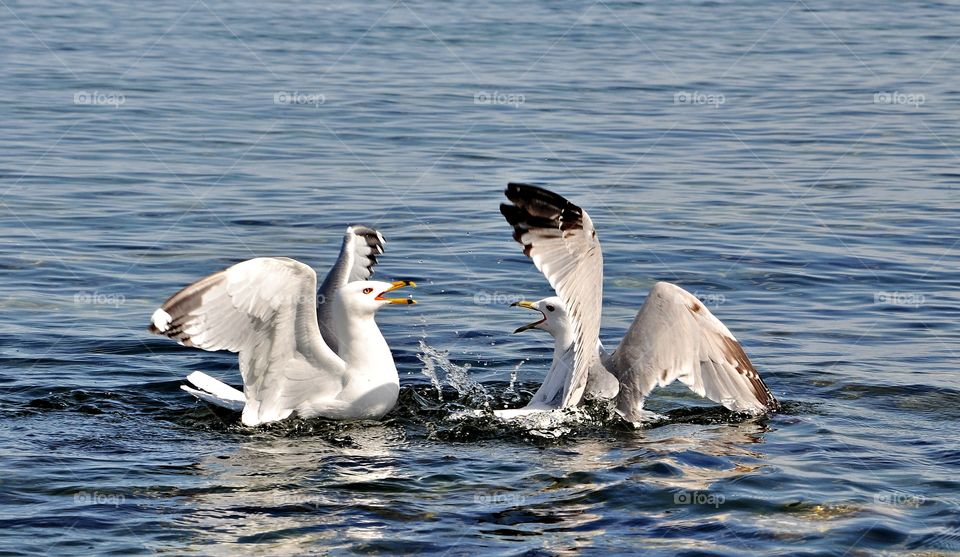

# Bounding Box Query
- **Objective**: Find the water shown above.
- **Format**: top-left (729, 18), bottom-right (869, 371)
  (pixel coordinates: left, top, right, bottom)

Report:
top-left (2, 0), bottom-right (959, 554)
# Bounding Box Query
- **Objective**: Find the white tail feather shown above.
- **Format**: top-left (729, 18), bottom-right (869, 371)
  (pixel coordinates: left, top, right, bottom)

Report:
top-left (181, 371), bottom-right (245, 412)
top-left (181, 385), bottom-right (244, 412)
top-left (186, 371), bottom-right (244, 402)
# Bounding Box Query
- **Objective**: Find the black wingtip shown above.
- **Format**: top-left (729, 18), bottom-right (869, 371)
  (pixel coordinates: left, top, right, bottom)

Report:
top-left (346, 223), bottom-right (377, 235)
top-left (506, 182), bottom-right (542, 193)
top-left (499, 203), bottom-right (522, 224)
top-left (343, 224), bottom-right (386, 277)
top-left (500, 186), bottom-right (581, 230)
top-left (504, 182), bottom-right (573, 208)
top-left (504, 182), bottom-right (545, 200)
top-left (506, 182), bottom-right (547, 192)
top-left (346, 224), bottom-right (385, 244)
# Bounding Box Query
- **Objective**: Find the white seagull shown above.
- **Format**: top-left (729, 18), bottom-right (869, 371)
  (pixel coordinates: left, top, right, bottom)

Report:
top-left (148, 225), bottom-right (416, 426)
top-left (498, 183), bottom-right (778, 421)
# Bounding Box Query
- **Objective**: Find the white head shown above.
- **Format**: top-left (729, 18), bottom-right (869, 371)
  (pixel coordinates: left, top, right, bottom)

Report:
top-left (334, 280), bottom-right (416, 318)
top-left (511, 296), bottom-right (572, 340)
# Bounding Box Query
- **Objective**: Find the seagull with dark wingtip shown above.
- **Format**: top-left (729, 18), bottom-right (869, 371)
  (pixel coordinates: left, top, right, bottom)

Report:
top-left (148, 225), bottom-right (417, 426)
top-left (499, 183), bottom-right (778, 422)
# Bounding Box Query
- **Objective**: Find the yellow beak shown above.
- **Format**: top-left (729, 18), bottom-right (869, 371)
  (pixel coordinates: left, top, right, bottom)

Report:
top-left (376, 280), bottom-right (417, 305)
top-left (510, 300), bottom-right (544, 333)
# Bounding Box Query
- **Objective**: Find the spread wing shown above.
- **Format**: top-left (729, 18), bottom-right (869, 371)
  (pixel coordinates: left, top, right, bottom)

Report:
top-left (607, 281), bottom-right (778, 421)
top-left (317, 225), bottom-right (385, 353)
top-left (500, 183), bottom-right (603, 408)
top-left (149, 257), bottom-right (346, 426)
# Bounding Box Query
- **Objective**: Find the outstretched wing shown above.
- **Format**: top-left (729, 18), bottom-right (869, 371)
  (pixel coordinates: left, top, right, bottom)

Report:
top-left (149, 257), bottom-right (346, 426)
top-left (607, 282), bottom-right (778, 421)
top-left (500, 183), bottom-right (603, 408)
top-left (317, 225), bottom-right (385, 353)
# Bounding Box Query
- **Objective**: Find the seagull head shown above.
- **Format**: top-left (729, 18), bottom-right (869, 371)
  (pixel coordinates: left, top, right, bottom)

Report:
top-left (338, 280), bottom-right (417, 316)
top-left (510, 296), bottom-right (569, 337)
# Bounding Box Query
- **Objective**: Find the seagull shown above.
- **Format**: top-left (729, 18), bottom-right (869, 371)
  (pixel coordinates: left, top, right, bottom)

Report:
top-left (148, 225), bottom-right (416, 426)
top-left (499, 183), bottom-right (779, 421)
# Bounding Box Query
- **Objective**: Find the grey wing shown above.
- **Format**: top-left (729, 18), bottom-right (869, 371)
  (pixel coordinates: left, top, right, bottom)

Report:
top-left (607, 282), bottom-right (778, 421)
top-left (317, 225), bottom-right (386, 353)
top-left (525, 340), bottom-right (618, 409)
top-left (500, 183), bottom-right (604, 408)
top-left (585, 342), bottom-right (620, 400)
top-left (149, 257), bottom-right (346, 426)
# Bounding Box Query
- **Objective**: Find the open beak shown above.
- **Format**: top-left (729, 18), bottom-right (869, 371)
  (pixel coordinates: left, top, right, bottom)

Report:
top-left (510, 300), bottom-right (544, 333)
top-left (376, 280), bottom-right (417, 305)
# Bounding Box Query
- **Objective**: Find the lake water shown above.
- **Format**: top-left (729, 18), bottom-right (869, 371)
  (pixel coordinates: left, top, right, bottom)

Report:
top-left (2, 0), bottom-right (959, 554)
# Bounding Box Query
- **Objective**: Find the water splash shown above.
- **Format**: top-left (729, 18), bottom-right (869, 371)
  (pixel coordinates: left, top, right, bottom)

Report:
top-left (500, 359), bottom-right (525, 408)
top-left (441, 399), bottom-right (630, 440)
top-left (417, 340), bottom-right (491, 406)
top-left (506, 360), bottom-right (522, 396)
top-left (418, 345), bottom-right (444, 399)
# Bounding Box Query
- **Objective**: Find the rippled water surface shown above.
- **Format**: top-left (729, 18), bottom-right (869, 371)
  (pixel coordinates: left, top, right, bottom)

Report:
top-left (2, 0), bottom-right (960, 555)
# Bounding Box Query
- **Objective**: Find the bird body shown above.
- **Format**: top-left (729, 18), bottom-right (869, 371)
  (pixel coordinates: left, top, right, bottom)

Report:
top-left (500, 184), bottom-right (778, 421)
top-left (149, 227), bottom-right (415, 426)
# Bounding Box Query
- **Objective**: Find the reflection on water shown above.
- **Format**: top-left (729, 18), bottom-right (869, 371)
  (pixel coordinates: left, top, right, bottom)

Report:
top-left (177, 428), bottom-right (400, 553)
top-left (157, 399), bottom-right (782, 554)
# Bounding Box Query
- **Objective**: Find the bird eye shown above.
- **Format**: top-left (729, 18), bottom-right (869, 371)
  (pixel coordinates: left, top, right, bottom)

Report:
top-left (546, 305), bottom-right (555, 312)
top-left (363, 288), bottom-right (373, 294)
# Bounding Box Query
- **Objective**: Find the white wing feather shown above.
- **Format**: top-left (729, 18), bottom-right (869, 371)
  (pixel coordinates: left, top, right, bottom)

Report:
top-left (607, 282), bottom-right (778, 421)
top-left (501, 183), bottom-right (603, 408)
top-left (149, 257), bottom-right (346, 426)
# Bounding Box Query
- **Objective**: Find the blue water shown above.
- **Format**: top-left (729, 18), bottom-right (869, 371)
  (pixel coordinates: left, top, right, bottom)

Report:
top-left (2, 0), bottom-right (960, 554)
